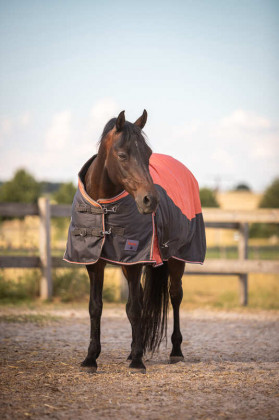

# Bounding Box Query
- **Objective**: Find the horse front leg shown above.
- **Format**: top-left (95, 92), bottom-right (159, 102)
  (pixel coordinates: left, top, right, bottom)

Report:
top-left (125, 281), bottom-right (143, 361)
top-left (122, 265), bottom-right (145, 372)
top-left (81, 259), bottom-right (106, 372)
top-left (168, 258), bottom-right (185, 363)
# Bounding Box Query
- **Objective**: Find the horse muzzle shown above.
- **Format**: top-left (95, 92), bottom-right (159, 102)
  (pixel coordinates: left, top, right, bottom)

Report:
top-left (135, 191), bottom-right (159, 214)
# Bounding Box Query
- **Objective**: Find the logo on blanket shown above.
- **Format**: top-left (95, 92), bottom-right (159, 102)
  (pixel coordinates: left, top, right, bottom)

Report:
top-left (124, 239), bottom-right (139, 252)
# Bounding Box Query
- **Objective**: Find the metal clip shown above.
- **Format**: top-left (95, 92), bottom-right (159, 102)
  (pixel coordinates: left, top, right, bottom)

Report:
top-left (102, 227), bottom-right (112, 235)
top-left (103, 206), bottom-right (117, 214)
top-left (162, 241), bottom-right (169, 248)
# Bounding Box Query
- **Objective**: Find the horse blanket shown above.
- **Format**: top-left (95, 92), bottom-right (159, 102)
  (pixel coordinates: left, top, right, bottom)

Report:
top-left (63, 153), bottom-right (206, 266)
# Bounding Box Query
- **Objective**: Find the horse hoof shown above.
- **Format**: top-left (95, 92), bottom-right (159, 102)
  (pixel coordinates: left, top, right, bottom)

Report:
top-left (129, 367), bottom-right (146, 374)
top-left (81, 365), bottom-right (97, 373)
top-left (129, 360), bottom-right (146, 373)
top-left (81, 358), bottom-right (97, 372)
top-left (127, 353), bottom-right (132, 361)
top-left (169, 356), bottom-right (184, 364)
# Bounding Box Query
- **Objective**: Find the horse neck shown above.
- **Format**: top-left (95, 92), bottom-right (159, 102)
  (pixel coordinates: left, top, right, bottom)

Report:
top-left (85, 148), bottom-right (123, 201)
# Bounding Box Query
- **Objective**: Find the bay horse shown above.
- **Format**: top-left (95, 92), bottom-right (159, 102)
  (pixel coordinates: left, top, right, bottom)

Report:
top-left (64, 110), bottom-right (205, 372)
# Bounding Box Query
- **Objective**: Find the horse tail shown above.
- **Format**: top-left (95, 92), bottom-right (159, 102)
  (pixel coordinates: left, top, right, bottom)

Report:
top-left (142, 261), bottom-right (169, 354)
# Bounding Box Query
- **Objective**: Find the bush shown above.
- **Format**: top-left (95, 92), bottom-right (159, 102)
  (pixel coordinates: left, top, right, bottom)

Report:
top-left (52, 268), bottom-right (89, 302)
top-left (53, 182), bottom-right (76, 204)
top-left (234, 183), bottom-right (251, 191)
top-left (250, 178), bottom-right (279, 238)
top-left (52, 268), bottom-right (118, 303)
top-left (0, 269), bottom-right (40, 303)
top-left (260, 178), bottom-right (279, 208)
top-left (199, 188), bottom-right (219, 207)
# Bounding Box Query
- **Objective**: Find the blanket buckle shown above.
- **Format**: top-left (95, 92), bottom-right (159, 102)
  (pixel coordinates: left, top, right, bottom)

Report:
top-left (102, 227), bottom-right (112, 236)
top-left (162, 241), bottom-right (169, 248)
top-left (103, 206), bottom-right (117, 214)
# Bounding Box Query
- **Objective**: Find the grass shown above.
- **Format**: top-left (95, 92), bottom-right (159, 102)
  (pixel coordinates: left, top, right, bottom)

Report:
top-left (182, 273), bottom-right (279, 310)
top-left (205, 246), bottom-right (279, 260)
top-left (1, 267), bottom-right (278, 311)
top-left (0, 269), bottom-right (40, 303)
top-left (0, 267), bottom-right (118, 304)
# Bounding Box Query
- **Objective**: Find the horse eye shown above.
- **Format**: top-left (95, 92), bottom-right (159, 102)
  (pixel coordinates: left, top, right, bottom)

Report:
top-left (118, 152), bottom-right (128, 161)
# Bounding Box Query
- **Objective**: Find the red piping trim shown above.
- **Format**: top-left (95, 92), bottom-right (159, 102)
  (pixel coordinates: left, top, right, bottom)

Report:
top-left (99, 257), bottom-right (156, 266)
top-left (150, 213), bottom-right (155, 260)
top-left (63, 256), bottom-right (157, 266)
top-left (163, 256), bottom-right (204, 265)
top-left (63, 257), bottom-right (99, 265)
top-left (78, 177), bottom-right (129, 207)
top-left (78, 178), bottom-right (101, 208)
top-left (63, 256), bottom-right (204, 266)
top-left (97, 191), bottom-right (129, 204)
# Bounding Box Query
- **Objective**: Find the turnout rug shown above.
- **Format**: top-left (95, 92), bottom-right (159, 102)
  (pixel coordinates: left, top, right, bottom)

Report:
top-left (64, 153), bottom-right (206, 266)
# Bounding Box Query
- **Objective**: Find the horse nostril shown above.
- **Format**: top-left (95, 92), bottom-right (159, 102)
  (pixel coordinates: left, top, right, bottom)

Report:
top-left (143, 195), bottom-right (151, 206)
top-left (137, 193), bottom-right (158, 214)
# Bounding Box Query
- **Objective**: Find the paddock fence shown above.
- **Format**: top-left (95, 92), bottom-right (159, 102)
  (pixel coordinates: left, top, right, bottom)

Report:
top-left (0, 199), bottom-right (279, 305)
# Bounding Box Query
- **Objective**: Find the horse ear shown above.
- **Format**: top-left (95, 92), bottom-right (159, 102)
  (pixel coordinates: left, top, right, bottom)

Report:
top-left (115, 110), bottom-right (125, 132)
top-left (134, 109), bottom-right (147, 129)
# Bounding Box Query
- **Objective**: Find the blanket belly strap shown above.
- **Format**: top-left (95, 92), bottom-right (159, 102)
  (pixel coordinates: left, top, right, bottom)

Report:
top-left (72, 226), bottom-right (125, 238)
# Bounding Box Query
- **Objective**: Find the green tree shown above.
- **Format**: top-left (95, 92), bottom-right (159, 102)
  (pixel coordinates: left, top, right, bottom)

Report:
top-left (199, 188), bottom-right (219, 207)
top-left (250, 178), bottom-right (279, 238)
top-left (259, 178), bottom-right (279, 208)
top-left (234, 183), bottom-right (251, 191)
top-left (53, 182), bottom-right (76, 204)
top-left (0, 169), bottom-right (41, 203)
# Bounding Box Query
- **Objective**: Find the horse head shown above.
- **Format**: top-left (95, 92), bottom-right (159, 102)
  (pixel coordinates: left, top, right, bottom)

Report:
top-left (102, 110), bottom-right (159, 214)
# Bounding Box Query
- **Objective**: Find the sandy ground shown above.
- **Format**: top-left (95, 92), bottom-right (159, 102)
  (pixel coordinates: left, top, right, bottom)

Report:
top-left (0, 306), bottom-right (279, 419)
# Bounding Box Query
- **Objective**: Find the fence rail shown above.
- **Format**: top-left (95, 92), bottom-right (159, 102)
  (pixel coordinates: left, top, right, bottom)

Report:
top-left (1, 200), bottom-right (279, 304)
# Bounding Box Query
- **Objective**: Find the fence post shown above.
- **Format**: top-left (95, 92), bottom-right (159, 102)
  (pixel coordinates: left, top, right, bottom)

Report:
top-left (38, 197), bottom-right (52, 299)
top-left (238, 222), bottom-right (249, 306)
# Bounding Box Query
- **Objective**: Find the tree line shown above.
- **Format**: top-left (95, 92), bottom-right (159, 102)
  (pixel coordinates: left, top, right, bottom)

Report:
top-left (0, 169), bottom-right (76, 204)
top-left (0, 168), bottom-right (278, 236)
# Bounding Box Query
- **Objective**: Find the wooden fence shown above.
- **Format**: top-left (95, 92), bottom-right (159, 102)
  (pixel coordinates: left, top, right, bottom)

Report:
top-left (0, 199), bottom-right (279, 305)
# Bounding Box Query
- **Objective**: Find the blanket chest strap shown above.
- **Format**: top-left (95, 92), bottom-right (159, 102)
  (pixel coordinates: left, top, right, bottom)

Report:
top-left (76, 204), bottom-right (117, 214)
top-left (73, 226), bottom-right (125, 237)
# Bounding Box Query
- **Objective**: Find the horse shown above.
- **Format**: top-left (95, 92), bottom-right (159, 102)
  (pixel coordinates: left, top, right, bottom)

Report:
top-left (64, 110), bottom-right (206, 372)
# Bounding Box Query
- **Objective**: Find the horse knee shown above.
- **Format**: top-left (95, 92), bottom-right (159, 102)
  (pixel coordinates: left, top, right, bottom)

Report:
top-left (89, 301), bottom-right (103, 318)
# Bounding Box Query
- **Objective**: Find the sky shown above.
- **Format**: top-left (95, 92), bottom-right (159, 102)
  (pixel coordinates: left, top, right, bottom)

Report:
top-left (0, 0), bottom-right (278, 191)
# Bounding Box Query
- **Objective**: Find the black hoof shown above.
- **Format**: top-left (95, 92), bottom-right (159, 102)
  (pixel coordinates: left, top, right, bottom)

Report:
top-left (129, 360), bottom-right (146, 373)
top-left (170, 355), bottom-right (184, 364)
top-left (81, 357), bottom-right (97, 372)
top-left (127, 353), bottom-right (132, 361)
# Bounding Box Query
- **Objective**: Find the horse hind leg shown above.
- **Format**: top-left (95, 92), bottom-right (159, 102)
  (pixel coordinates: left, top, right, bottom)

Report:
top-left (81, 260), bottom-right (105, 372)
top-left (168, 258), bottom-right (185, 363)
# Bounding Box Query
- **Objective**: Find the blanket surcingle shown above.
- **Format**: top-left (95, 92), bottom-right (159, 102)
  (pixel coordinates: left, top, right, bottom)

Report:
top-left (63, 153), bottom-right (206, 266)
